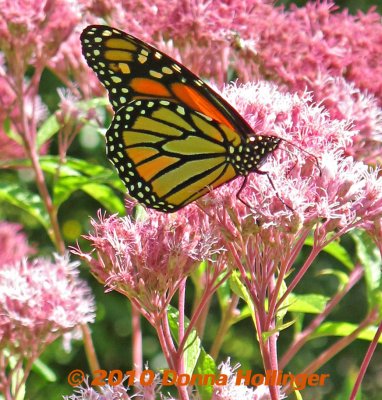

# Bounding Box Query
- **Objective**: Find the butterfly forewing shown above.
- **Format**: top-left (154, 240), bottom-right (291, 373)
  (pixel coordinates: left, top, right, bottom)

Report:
top-left (80, 25), bottom-right (254, 135)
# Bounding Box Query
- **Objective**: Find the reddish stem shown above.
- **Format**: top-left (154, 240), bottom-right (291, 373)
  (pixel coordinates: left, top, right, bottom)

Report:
top-left (350, 314), bottom-right (382, 400)
top-left (178, 270), bottom-right (231, 356)
top-left (157, 313), bottom-right (177, 370)
top-left (132, 304), bottom-right (143, 373)
top-left (267, 229), bottom-right (310, 327)
top-left (276, 244), bottom-right (321, 311)
top-left (177, 278), bottom-right (186, 373)
top-left (14, 70), bottom-right (65, 253)
top-left (82, 324), bottom-right (100, 373)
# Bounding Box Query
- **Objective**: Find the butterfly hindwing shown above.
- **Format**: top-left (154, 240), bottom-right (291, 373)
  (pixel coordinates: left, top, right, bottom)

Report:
top-left (106, 99), bottom-right (242, 212)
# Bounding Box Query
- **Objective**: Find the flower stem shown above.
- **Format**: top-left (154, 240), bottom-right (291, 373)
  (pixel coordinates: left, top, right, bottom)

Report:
top-left (132, 304), bottom-right (143, 374)
top-left (82, 324), bottom-right (100, 373)
top-left (14, 73), bottom-right (65, 253)
top-left (350, 315), bottom-right (382, 400)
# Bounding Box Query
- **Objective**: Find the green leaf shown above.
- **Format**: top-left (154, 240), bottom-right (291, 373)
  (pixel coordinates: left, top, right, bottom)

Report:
top-left (167, 306), bottom-right (219, 399)
top-left (76, 96), bottom-right (109, 110)
top-left (291, 312), bottom-right (304, 335)
top-left (311, 321), bottom-right (382, 342)
top-left (32, 358), bottom-right (57, 382)
top-left (235, 305), bottom-right (252, 321)
top-left (287, 293), bottom-right (330, 314)
top-left (132, 204), bottom-right (148, 222)
top-left (37, 114), bottom-right (61, 149)
top-left (190, 261), bottom-right (208, 305)
top-left (352, 230), bottom-right (382, 308)
top-left (3, 117), bottom-right (23, 145)
top-left (262, 319), bottom-right (296, 340)
top-left (229, 271), bottom-right (256, 326)
top-left (2, 156), bottom-right (126, 209)
top-left (38, 156), bottom-right (126, 212)
top-left (0, 183), bottom-right (50, 231)
top-left (53, 175), bottom-right (89, 206)
top-left (82, 183), bottom-right (125, 214)
top-left (40, 156), bottom-right (107, 178)
top-left (36, 96), bottom-right (109, 150)
top-left (275, 279), bottom-right (288, 323)
top-left (191, 260), bottom-right (207, 283)
top-left (318, 269), bottom-right (349, 289)
top-left (50, 157), bottom-right (125, 191)
top-left (52, 176), bottom-right (124, 213)
top-left (193, 348), bottom-right (217, 400)
top-left (216, 278), bottom-right (233, 310)
top-left (305, 236), bottom-right (353, 269)
top-left (229, 272), bottom-right (291, 327)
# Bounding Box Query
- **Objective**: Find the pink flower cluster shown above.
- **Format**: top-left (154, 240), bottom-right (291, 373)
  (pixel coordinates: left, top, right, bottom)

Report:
top-left (0, 221), bottom-right (34, 266)
top-left (216, 81), bottom-right (382, 232)
top-left (0, 254), bottom-right (95, 358)
top-left (250, 1), bottom-right (382, 161)
top-left (64, 380), bottom-right (131, 400)
top-left (0, 0), bottom-right (79, 68)
top-left (0, 0), bottom-right (82, 159)
top-left (74, 207), bottom-right (219, 320)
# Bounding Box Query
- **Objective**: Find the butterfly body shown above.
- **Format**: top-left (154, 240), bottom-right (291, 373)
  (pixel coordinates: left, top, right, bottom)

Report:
top-left (81, 25), bottom-right (281, 212)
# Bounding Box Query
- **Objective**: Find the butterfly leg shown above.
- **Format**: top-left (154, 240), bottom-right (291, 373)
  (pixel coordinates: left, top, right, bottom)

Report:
top-left (237, 171), bottom-right (294, 212)
top-left (257, 170), bottom-right (294, 212)
top-left (236, 176), bottom-right (252, 209)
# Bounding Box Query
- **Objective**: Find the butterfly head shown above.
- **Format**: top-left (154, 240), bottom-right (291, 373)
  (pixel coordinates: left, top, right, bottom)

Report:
top-left (231, 135), bottom-right (281, 176)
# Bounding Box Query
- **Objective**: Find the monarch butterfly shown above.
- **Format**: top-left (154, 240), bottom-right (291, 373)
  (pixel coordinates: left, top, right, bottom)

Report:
top-left (80, 25), bottom-right (281, 212)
